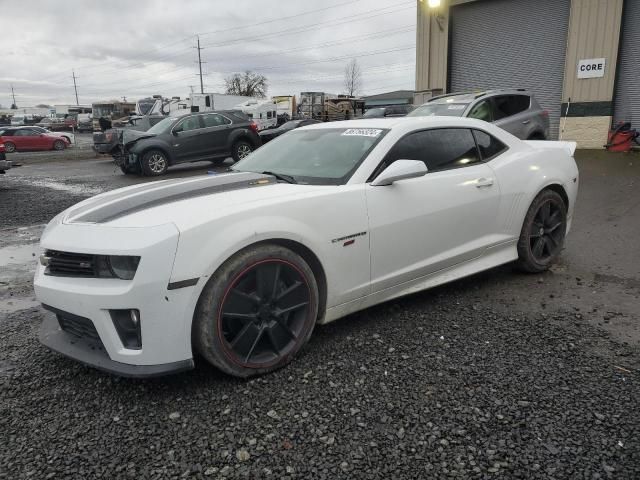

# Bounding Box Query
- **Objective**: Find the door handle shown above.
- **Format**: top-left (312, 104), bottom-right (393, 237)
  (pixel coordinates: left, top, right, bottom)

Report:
top-left (475, 177), bottom-right (494, 188)
top-left (522, 120), bottom-right (531, 124)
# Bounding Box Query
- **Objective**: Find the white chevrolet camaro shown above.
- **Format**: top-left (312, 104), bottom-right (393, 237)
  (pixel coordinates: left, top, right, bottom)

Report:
top-left (35, 117), bottom-right (579, 378)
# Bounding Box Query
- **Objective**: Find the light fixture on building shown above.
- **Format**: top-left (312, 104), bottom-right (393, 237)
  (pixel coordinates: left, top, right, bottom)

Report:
top-left (421, 0), bottom-right (446, 31)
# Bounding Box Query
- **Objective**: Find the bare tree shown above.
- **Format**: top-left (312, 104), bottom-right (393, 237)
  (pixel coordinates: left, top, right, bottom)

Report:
top-left (343, 59), bottom-right (362, 97)
top-left (225, 71), bottom-right (268, 98)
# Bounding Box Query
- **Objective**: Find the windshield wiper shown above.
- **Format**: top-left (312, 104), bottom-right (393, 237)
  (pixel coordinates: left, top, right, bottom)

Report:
top-left (262, 171), bottom-right (297, 184)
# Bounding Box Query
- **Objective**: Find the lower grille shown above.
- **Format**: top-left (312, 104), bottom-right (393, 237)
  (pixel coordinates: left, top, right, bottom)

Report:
top-left (45, 250), bottom-right (96, 277)
top-left (44, 305), bottom-right (103, 346)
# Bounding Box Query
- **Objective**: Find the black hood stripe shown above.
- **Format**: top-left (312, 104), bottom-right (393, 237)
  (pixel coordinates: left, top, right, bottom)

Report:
top-left (68, 172), bottom-right (276, 224)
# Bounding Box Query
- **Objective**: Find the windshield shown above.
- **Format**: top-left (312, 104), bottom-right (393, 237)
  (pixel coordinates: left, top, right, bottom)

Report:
top-left (233, 127), bottom-right (388, 185)
top-left (146, 117), bottom-right (176, 134)
top-left (363, 108), bottom-right (385, 118)
top-left (408, 103), bottom-right (469, 117)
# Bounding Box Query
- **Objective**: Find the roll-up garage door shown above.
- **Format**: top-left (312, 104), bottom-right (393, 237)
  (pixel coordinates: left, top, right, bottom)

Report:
top-left (449, 0), bottom-right (571, 139)
top-left (613, 0), bottom-right (640, 127)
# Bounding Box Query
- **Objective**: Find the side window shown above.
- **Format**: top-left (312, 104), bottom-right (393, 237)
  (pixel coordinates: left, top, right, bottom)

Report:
top-left (15, 129), bottom-right (34, 136)
top-left (383, 128), bottom-right (480, 173)
top-left (511, 95), bottom-right (530, 114)
top-left (202, 114), bottom-right (230, 128)
top-left (473, 130), bottom-right (508, 160)
top-left (492, 95), bottom-right (530, 119)
top-left (467, 100), bottom-right (492, 122)
top-left (174, 116), bottom-right (201, 133)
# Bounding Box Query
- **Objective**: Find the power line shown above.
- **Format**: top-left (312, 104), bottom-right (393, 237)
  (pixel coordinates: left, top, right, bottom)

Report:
top-left (35, 0), bottom-right (366, 83)
top-left (200, 2), bottom-right (414, 49)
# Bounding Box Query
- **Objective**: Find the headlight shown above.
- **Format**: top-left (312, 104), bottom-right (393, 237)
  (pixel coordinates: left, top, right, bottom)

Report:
top-left (108, 255), bottom-right (140, 280)
top-left (93, 255), bottom-right (140, 279)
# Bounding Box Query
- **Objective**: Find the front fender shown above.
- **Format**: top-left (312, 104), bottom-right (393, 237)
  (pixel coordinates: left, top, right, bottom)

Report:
top-left (129, 139), bottom-right (174, 162)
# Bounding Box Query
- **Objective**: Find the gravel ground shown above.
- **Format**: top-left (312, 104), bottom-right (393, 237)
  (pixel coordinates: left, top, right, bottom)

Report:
top-left (0, 149), bottom-right (639, 479)
top-left (2, 293), bottom-right (639, 479)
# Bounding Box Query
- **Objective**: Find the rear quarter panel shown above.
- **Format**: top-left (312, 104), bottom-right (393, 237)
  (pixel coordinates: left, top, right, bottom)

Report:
top-left (488, 144), bottom-right (579, 240)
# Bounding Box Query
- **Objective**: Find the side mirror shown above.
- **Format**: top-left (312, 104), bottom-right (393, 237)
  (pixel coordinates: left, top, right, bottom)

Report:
top-left (371, 160), bottom-right (428, 186)
top-left (172, 129), bottom-right (180, 136)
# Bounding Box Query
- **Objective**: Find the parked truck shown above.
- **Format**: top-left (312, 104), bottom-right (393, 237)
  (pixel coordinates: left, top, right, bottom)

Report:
top-left (298, 92), bottom-right (364, 122)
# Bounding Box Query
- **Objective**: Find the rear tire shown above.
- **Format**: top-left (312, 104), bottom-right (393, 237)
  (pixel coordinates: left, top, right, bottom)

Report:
top-left (141, 149), bottom-right (168, 176)
top-left (4, 141), bottom-right (16, 153)
top-left (231, 140), bottom-right (253, 163)
top-left (53, 140), bottom-right (66, 151)
top-left (516, 189), bottom-right (567, 273)
top-left (193, 244), bottom-right (319, 377)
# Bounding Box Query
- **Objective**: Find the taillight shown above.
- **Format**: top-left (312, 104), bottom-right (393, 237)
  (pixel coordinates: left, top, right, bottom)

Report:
top-left (249, 122), bottom-right (258, 133)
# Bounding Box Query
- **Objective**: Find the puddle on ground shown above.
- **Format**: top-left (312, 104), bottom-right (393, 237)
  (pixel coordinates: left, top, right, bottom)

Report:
top-left (0, 243), bottom-right (41, 269)
top-left (11, 177), bottom-right (105, 196)
top-left (0, 296), bottom-right (40, 315)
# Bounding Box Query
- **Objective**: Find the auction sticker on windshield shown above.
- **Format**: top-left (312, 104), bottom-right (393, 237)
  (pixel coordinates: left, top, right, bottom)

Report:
top-left (342, 128), bottom-right (383, 137)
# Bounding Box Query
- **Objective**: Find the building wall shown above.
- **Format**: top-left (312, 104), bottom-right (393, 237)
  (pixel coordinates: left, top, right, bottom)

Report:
top-left (560, 0), bottom-right (623, 146)
top-left (415, 0), bottom-right (625, 148)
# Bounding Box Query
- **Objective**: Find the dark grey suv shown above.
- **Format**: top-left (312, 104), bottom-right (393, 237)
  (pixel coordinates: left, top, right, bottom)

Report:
top-left (114, 110), bottom-right (262, 176)
top-left (409, 89), bottom-right (549, 140)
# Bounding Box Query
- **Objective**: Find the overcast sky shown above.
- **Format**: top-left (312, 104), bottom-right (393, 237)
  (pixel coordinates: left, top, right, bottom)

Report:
top-left (1, 0), bottom-right (416, 107)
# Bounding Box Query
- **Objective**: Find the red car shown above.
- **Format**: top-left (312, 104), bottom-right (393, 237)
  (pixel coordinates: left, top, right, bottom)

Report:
top-left (0, 127), bottom-right (69, 152)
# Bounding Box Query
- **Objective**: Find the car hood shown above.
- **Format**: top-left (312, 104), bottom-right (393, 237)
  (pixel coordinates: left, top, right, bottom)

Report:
top-left (121, 128), bottom-right (156, 145)
top-left (60, 171), bottom-right (329, 229)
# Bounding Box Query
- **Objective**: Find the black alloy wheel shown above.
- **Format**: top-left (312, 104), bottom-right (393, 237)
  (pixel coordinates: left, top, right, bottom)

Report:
top-left (529, 199), bottom-right (565, 261)
top-left (219, 259), bottom-right (311, 367)
top-left (517, 189), bottom-right (567, 272)
top-left (193, 244), bottom-right (319, 377)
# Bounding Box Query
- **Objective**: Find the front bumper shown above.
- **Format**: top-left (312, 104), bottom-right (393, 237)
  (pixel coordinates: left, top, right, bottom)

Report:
top-left (40, 308), bottom-right (193, 377)
top-left (34, 221), bottom-right (200, 376)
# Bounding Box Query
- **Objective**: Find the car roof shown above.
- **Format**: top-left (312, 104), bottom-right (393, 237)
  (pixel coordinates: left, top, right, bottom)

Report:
top-left (427, 88), bottom-right (531, 105)
top-left (299, 116), bottom-right (493, 130)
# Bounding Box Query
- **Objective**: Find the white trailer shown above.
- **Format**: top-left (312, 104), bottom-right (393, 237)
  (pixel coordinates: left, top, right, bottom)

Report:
top-left (234, 99), bottom-right (278, 130)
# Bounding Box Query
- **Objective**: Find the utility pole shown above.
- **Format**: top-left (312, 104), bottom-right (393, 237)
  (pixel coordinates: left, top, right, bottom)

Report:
top-left (122, 96), bottom-right (127, 102)
top-left (72, 70), bottom-right (79, 105)
top-left (10, 84), bottom-right (17, 108)
top-left (196, 35), bottom-right (205, 94)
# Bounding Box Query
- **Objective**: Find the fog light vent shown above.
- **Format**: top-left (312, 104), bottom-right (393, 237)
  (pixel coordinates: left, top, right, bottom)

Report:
top-left (110, 309), bottom-right (142, 350)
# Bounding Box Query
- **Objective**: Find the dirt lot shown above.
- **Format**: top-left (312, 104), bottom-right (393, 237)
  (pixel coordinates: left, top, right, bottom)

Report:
top-left (0, 148), bottom-right (639, 479)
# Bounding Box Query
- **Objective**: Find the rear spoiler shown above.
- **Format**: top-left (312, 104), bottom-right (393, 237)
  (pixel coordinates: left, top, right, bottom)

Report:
top-left (523, 140), bottom-right (577, 157)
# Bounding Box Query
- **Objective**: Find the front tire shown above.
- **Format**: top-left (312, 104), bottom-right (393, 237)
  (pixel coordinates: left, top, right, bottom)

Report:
top-left (193, 244), bottom-right (319, 377)
top-left (231, 140), bottom-right (253, 163)
top-left (141, 149), bottom-right (168, 176)
top-left (53, 140), bottom-right (66, 151)
top-left (516, 189), bottom-right (567, 273)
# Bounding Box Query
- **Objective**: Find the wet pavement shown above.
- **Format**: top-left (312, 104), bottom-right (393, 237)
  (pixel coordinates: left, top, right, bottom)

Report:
top-left (0, 148), bottom-right (639, 479)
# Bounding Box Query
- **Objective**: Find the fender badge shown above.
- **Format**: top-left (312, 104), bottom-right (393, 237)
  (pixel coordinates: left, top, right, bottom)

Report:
top-left (332, 231), bottom-right (367, 246)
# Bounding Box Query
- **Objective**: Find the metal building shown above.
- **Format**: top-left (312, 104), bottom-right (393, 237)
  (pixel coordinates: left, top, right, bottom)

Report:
top-left (415, 0), bottom-right (635, 148)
